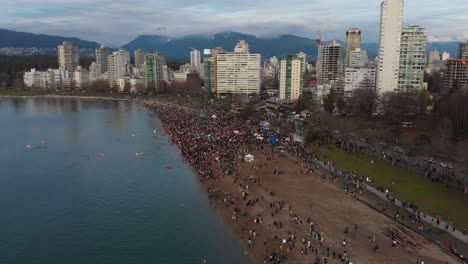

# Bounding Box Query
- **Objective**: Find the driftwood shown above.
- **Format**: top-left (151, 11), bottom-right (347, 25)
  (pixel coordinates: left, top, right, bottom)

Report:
top-left (381, 224), bottom-right (430, 251)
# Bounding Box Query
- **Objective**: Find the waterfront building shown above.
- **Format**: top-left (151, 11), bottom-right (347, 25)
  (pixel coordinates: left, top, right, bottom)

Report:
top-left (73, 66), bottom-right (90, 89)
top-left (108, 48), bottom-right (131, 87)
top-left (145, 52), bottom-right (165, 92)
top-left (216, 41), bottom-right (261, 95)
top-left (23, 69), bottom-right (42, 88)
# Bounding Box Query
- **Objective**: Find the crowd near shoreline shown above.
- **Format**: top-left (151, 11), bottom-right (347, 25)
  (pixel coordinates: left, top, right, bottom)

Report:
top-left (142, 98), bottom-right (465, 264)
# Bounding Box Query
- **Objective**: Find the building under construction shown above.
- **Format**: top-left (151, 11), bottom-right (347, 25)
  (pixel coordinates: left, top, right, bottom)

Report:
top-left (316, 40), bottom-right (342, 85)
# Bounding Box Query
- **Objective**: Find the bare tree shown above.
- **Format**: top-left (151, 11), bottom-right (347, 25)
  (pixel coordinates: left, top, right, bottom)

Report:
top-left (439, 90), bottom-right (468, 140)
top-left (348, 86), bottom-right (376, 118)
top-left (382, 92), bottom-right (419, 124)
top-left (438, 117), bottom-right (453, 143)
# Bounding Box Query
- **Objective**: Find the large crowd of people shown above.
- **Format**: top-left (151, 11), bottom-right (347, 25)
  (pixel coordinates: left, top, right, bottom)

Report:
top-left (141, 98), bottom-right (463, 263)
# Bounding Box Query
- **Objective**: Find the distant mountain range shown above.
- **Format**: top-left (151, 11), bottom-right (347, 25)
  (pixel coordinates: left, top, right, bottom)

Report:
top-left (0, 29), bottom-right (462, 61)
top-left (0, 29), bottom-right (100, 56)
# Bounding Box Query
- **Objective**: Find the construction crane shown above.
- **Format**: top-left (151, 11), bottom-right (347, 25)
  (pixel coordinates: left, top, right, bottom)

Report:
top-left (316, 30), bottom-right (323, 46)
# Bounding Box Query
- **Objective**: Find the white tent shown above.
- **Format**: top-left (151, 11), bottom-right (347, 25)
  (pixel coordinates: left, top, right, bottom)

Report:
top-left (244, 154), bottom-right (254, 162)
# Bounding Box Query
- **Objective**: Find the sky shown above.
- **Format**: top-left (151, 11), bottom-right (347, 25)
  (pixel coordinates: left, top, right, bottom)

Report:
top-left (1, 0), bottom-right (467, 46)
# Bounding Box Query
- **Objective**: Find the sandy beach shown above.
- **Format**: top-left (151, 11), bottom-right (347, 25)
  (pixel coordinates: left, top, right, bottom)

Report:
top-left (143, 98), bottom-right (459, 264)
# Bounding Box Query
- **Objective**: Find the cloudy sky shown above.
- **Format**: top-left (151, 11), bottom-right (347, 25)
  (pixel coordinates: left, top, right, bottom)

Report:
top-left (1, 0), bottom-right (467, 46)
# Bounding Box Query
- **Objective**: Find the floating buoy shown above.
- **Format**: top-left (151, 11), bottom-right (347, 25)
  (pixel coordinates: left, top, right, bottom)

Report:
top-left (132, 133), bottom-right (136, 137)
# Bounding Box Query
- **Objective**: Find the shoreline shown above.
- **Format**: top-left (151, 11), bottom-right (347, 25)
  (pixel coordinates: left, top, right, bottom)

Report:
top-left (0, 94), bottom-right (131, 101)
top-left (142, 98), bottom-right (462, 264)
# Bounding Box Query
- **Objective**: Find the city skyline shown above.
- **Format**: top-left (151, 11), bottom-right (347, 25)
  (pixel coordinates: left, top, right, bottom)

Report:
top-left (1, 0), bottom-right (467, 46)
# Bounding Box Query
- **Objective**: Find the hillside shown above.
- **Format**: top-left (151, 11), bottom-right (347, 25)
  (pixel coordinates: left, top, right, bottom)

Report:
top-left (0, 29), bottom-right (101, 56)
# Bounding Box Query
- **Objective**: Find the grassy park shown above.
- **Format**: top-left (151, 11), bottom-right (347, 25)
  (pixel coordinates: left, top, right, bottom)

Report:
top-left (314, 144), bottom-right (468, 229)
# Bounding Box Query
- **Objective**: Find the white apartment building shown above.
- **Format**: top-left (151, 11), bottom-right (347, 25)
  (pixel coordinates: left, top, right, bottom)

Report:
top-left (344, 66), bottom-right (377, 97)
top-left (234, 40), bottom-right (251, 53)
top-left (216, 41), bottom-right (261, 95)
top-left (442, 52), bottom-right (451, 61)
top-left (312, 84), bottom-right (332, 105)
top-left (89, 62), bottom-right (98, 82)
top-left (108, 48), bottom-right (130, 87)
top-left (40, 70), bottom-right (56, 90)
top-left (270, 56), bottom-right (279, 67)
top-left (130, 77), bottom-right (146, 93)
top-left (24, 68), bottom-right (70, 89)
top-left (74, 66), bottom-right (90, 89)
top-left (297, 52), bottom-right (308, 73)
top-left (398, 25), bottom-right (427, 93)
top-left (23, 69), bottom-right (42, 88)
top-left (53, 69), bottom-right (71, 88)
top-left (349, 48), bottom-right (369, 68)
top-left (377, 0), bottom-right (404, 95)
top-left (216, 52), bottom-right (261, 95)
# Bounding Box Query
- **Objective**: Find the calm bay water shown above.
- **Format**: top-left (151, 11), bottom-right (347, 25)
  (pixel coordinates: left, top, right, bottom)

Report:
top-left (0, 98), bottom-right (249, 264)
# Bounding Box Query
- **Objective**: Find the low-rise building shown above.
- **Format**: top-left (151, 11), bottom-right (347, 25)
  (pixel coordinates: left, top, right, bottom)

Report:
top-left (344, 66), bottom-right (376, 97)
top-left (23, 69), bottom-right (42, 88)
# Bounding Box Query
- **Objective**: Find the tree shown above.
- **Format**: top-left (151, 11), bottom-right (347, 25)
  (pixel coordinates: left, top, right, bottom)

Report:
top-left (123, 81), bottom-right (131, 94)
top-left (382, 92), bottom-right (419, 123)
top-left (323, 89), bottom-right (336, 113)
top-left (348, 82), bottom-right (376, 118)
top-left (450, 79), bottom-right (460, 95)
top-left (419, 88), bottom-right (430, 114)
top-left (438, 117), bottom-right (453, 143)
top-left (88, 79), bottom-right (110, 93)
top-left (336, 95), bottom-right (347, 114)
top-left (295, 93), bottom-right (311, 112)
top-left (424, 71), bottom-right (443, 94)
top-left (440, 90), bottom-right (468, 140)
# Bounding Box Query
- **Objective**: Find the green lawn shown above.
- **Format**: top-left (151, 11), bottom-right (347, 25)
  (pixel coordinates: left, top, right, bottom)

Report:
top-left (314, 145), bottom-right (468, 229)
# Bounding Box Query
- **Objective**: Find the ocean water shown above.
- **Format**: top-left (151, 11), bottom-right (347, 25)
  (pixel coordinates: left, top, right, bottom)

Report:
top-left (0, 98), bottom-right (250, 264)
